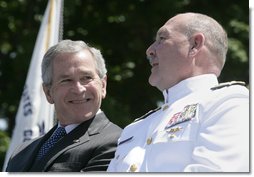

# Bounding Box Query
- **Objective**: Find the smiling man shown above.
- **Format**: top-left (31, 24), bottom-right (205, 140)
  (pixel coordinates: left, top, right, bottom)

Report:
top-left (6, 40), bottom-right (122, 172)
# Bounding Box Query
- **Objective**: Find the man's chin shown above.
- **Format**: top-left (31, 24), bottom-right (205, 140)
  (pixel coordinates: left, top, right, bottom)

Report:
top-left (149, 77), bottom-right (158, 87)
top-left (149, 79), bottom-right (165, 91)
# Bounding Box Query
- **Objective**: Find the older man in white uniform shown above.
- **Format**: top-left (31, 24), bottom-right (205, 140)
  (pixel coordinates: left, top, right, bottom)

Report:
top-left (107, 12), bottom-right (249, 172)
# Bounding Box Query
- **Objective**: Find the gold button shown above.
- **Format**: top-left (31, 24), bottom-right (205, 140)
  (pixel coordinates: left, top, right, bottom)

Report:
top-left (168, 127), bottom-right (182, 133)
top-left (146, 137), bottom-right (152, 145)
top-left (169, 134), bottom-right (176, 139)
top-left (162, 105), bottom-right (169, 111)
top-left (130, 164), bottom-right (138, 172)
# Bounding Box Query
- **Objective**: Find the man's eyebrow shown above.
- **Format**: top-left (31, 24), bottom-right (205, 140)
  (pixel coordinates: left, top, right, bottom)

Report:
top-left (58, 74), bottom-right (70, 79)
top-left (80, 70), bottom-right (94, 75)
top-left (157, 28), bottom-right (170, 36)
top-left (157, 30), bottom-right (163, 36)
top-left (55, 74), bottom-right (71, 82)
top-left (154, 29), bottom-right (168, 40)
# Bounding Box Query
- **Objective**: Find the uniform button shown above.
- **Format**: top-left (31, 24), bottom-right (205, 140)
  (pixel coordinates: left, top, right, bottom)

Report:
top-left (168, 127), bottom-right (182, 133)
top-left (130, 164), bottom-right (138, 172)
top-left (169, 134), bottom-right (176, 139)
top-left (146, 137), bottom-right (152, 145)
top-left (162, 105), bottom-right (169, 111)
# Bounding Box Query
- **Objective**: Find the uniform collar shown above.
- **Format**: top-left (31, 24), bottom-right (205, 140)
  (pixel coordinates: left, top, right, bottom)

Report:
top-left (163, 74), bottom-right (218, 104)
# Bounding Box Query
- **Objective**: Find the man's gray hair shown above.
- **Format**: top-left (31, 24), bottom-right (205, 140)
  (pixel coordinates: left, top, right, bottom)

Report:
top-left (41, 39), bottom-right (107, 86)
top-left (181, 13), bottom-right (228, 69)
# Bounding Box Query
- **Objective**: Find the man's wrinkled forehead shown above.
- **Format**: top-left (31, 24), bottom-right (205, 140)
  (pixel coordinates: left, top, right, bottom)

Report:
top-left (163, 14), bottom-right (190, 33)
top-left (156, 19), bottom-right (176, 37)
top-left (165, 13), bottom-right (190, 26)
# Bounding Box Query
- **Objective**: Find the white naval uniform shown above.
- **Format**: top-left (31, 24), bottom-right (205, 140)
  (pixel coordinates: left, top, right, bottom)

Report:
top-left (107, 74), bottom-right (249, 172)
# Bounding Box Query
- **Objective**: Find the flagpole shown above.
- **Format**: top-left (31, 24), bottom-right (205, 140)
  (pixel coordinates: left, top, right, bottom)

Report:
top-left (46, 0), bottom-right (55, 50)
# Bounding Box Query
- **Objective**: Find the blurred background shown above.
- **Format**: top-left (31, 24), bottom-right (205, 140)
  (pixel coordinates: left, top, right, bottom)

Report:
top-left (0, 0), bottom-right (249, 169)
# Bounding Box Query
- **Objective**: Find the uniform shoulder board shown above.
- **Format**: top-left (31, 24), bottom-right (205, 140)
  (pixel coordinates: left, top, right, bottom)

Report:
top-left (133, 107), bottom-right (161, 123)
top-left (210, 81), bottom-right (246, 91)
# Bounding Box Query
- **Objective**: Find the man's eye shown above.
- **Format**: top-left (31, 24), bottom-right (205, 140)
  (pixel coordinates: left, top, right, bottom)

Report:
top-left (61, 79), bottom-right (71, 83)
top-left (159, 36), bottom-right (165, 40)
top-left (155, 36), bottom-right (165, 43)
top-left (85, 76), bottom-right (93, 80)
top-left (81, 76), bottom-right (93, 83)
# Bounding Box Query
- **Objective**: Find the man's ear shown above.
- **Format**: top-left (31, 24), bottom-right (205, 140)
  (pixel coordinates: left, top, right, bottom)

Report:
top-left (189, 33), bottom-right (205, 57)
top-left (42, 84), bottom-right (54, 104)
top-left (101, 75), bottom-right (107, 99)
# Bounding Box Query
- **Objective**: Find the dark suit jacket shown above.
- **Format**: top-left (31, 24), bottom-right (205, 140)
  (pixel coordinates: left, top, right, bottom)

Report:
top-left (5, 112), bottom-right (122, 172)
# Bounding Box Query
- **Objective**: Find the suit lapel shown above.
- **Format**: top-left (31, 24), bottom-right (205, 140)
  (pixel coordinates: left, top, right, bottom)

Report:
top-left (28, 126), bottom-right (58, 171)
top-left (32, 112), bottom-right (109, 171)
top-left (87, 111), bottom-right (109, 135)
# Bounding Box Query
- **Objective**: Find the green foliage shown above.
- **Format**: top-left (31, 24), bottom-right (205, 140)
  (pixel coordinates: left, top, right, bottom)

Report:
top-left (0, 131), bottom-right (10, 169)
top-left (0, 0), bottom-right (249, 169)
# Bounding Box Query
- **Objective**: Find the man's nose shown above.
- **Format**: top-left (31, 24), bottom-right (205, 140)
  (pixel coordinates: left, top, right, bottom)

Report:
top-left (146, 43), bottom-right (156, 63)
top-left (71, 81), bottom-right (86, 93)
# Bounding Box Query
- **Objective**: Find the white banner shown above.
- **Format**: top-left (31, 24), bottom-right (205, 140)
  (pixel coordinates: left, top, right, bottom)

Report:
top-left (3, 0), bottom-right (63, 171)
top-left (250, 0), bottom-right (254, 9)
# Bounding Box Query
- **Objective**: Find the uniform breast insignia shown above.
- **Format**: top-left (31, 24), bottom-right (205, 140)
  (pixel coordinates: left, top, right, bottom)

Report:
top-left (210, 81), bottom-right (246, 91)
top-left (133, 107), bottom-right (161, 122)
top-left (165, 103), bottom-right (198, 130)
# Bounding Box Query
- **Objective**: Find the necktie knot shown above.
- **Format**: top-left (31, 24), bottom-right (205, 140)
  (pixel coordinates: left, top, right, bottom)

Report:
top-left (51, 127), bottom-right (66, 141)
top-left (36, 127), bottom-right (66, 161)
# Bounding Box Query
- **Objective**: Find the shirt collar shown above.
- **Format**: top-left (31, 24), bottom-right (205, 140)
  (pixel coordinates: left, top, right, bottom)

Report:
top-left (57, 123), bottom-right (79, 134)
top-left (163, 74), bottom-right (218, 104)
top-left (57, 109), bottom-right (103, 134)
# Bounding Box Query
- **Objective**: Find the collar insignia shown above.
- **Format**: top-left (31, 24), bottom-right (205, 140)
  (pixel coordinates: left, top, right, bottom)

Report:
top-left (210, 81), bottom-right (246, 90)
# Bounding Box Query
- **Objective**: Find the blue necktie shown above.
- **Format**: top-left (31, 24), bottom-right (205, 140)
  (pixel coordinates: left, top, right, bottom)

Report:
top-left (36, 127), bottom-right (66, 161)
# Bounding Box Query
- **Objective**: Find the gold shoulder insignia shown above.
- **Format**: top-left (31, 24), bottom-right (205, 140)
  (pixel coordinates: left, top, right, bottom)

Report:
top-left (133, 107), bottom-right (161, 122)
top-left (210, 81), bottom-right (246, 91)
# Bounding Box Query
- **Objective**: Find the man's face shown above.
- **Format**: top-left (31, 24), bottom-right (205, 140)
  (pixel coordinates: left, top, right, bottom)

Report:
top-left (43, 50), bottom-right (107, 125)
top-left (146, 15), bottom-right (192, 91)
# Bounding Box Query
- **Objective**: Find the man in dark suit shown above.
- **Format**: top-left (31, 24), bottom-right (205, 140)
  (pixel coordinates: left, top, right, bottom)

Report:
top-left (5, 40), bottom-right (122, 172)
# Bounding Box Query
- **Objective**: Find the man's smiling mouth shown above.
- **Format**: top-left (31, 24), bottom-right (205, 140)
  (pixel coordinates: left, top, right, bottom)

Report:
top-left (69, 98), bottom-right (91, 104)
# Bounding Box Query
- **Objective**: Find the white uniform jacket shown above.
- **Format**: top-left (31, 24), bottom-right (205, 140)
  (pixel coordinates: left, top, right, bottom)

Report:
top-left (107, 74), bottom-right (249, 172)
